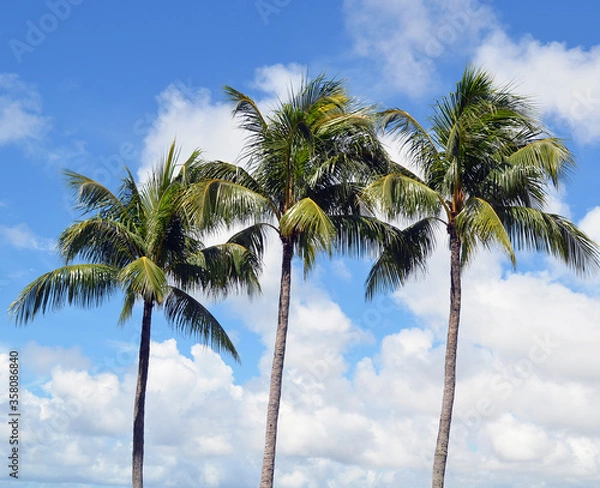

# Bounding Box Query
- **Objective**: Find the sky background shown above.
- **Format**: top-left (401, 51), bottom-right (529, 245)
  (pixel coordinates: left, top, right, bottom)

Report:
top-left (1, 1), bottom-right (600, 487)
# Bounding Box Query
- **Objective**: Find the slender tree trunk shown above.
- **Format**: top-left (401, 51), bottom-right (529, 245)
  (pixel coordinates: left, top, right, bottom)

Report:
top-left (132, 299), bottom-right (153, 488)
top-left (432, 225), bottom-right (462, 488)
top-left (259, 238), bottom-right (294, 488)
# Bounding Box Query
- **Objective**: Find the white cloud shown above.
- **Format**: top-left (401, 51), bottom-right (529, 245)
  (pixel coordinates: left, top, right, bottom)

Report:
top-left (343, 0), bottom-right (497, 96)
top-left (0, 73), bottom-right (50, 145)
top-left (7, 248), bottom-right (600, 488)
top-left (579, 206), bottom-right (600, 244)
top-left (475, 31), bottom-right (600, 144)
top-left (0, 223), bottom-right (55, 252)
top-left (251, 63), bottom-right (305, 101)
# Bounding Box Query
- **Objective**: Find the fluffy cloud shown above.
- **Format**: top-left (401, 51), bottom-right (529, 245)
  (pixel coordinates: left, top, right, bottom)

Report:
top-left (0, 73), bottom-right (50, 146)
top-left (474, 31), bottom-right (600, 144)
top-left (7, 241), bottom-right (600, 487)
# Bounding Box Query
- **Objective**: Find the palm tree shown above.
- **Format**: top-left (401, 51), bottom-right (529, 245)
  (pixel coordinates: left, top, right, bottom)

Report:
top-left (364, 66), bottom-right (600, 488)
top-left (9, 144), bottom-right (262, 488)
top-left (185, 75), bottom-right (413, 488)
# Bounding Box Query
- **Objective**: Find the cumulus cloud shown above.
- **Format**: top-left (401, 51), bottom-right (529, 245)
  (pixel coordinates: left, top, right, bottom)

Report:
top-left (474, 31), bottom-right (600, 144)
top-left (0, 73), bottom-right (50, 145)
top-left (8, 246), bottom-right (600, 487)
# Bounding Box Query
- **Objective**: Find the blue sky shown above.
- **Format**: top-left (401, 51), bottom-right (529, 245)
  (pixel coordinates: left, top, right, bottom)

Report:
top-left (2, 1), bottom-right (600, 487)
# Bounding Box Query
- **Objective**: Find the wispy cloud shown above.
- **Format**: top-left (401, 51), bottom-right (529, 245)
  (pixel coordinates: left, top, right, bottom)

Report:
top-left (343, 0), bottom-right (497, 96)
top-left (0, 223), bottom-right (55, 252)
top-left (0, 73), bottom-right (50, 146)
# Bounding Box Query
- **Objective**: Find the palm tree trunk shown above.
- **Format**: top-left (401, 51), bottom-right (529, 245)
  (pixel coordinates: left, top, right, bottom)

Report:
top-left (432, 225), bottom-right (462, 488)
top-left (132, 299), bottom-right (153, 488)
top-left (259, 238), bottom-right (294, 488)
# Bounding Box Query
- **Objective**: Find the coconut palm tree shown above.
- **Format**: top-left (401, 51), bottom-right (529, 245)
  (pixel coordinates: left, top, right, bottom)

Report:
top-left (9, 144), bottom-right (262, 488)
top-left (364, 66), bottom-right (600, 488)
top-left (185, 75), bottom-right (423, 488)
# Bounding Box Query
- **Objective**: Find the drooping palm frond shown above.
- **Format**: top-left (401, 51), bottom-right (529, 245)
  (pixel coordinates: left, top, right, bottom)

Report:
top-left (457, 197), bottom-right (516, 267)
top-left (364, 218), bottom-right (438, 300)
top-left (224, 85), bottom-right (268, 135)
top-left (163, 287), bottom-right (239, 362)
top-left (329, 215), bottom-right (415, 259)
top-left (500, 206), bottom-right (600, 275)
top-left (380, 109), bottom-right (439, 174)
top-left (185, 178), bottom-right (276, 229)
top-left (177, 242), bottom-right (262, 297)
top-left (506, 137), bottom-right (574, 187)
top-left (118, 287), bottom-right (137, 326)
top-left (364, 171), bottom-right (446, 221)
top-left (226, 223), bottom-right (272, 261)
top-left (9, 264), bottom-right (119, 324)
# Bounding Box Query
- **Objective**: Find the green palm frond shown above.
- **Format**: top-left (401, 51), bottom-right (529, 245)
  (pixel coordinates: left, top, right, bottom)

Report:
top-left (119, 257), bottom-right (168, 303)
top-left (9, 264), bottom-right (119, 324)
top-left (64, 170), bottom-right (126, 217)
top-left (506, 138), bottom-right (574, 186)
top-left (330, 215), bottom-right (421, 259)
top-left (364, 172), bottom-right (446, 220)
top-left (224, 85), bottom-right (268, 135)
top-left (501, 207), bottom-right (600, 275)
top-left (365, 218), bottom-right (438, 300)
top-left (185, 179), bottom-right (275, 228)
top-left (58, 218), bottom-right (142, 266)
top-left (457, 197), bottom-right (516, 267)
top-left (118, 287), bottom-right (137, 326)
top-left (181, 242), bottom-right (262, 297)
top-left (163, 287), bottom-right (239, 362)
top-left (280, 197), bottom-right (336, 249)
top-left (380, 109), bottom-right (438, 171)
top-left (226, 223), bottom-right (272, 261)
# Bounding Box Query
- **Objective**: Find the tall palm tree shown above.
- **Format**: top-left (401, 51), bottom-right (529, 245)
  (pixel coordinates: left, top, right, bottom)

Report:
top-left (364, 66), bottom-right (600, 488)
top-left (9, 144), bottom-right (262, 488)
top-left (185, 75), bottom-right (416, 488)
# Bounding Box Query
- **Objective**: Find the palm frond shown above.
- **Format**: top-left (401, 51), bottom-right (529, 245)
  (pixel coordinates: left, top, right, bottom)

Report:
top-left (119, 257), bottom-right (168, 303)
top-left (64, 170), bottom-right (126, 217)
top-left (163, 287), bottom-right (239, 362)
top-left (9, 264), bottom-right (119, 324)
top-left (363, 172), bottom-right (446, 220)
top-left (184, 179), bottom-right (275, 229)
top-left (365, 218), bottom-right (438, 300)
top-left (58, 218), bottom-right (142, 266)
top-left (501, 207), bottom-right (600, 275)
top-left (457, 197), bottom-right (516, 267)
top-left (280, 197), bottom-right (336, 251)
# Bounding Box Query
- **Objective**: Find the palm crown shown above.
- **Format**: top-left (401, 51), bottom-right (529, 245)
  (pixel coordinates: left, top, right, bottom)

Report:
top-left (366, 66), bottom-right (598, 287)
top-left (9, 143), bottom-right (263, 488)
